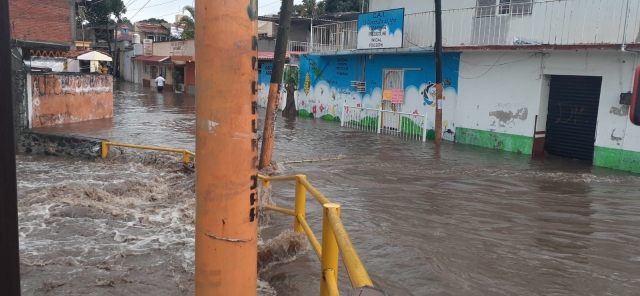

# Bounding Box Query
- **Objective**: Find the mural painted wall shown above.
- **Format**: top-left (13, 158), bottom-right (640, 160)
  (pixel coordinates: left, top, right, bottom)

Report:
top-left (297, 52), bottom-right (460, 139)
top-left (29, 73), bottom-right (114, 128)
top-left (257, 62), bottom-right (299, 111)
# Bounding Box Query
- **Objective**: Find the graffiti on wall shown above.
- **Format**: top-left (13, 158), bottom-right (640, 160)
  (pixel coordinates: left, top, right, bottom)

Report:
top-left (31, 74), bottom-right (114, 127)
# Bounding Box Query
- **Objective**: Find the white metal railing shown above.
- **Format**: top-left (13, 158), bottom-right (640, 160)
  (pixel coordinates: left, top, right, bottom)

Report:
top-left (287, 41), bottom-right (311, 52)
top-left (341, 105), bottom-right (428, 142)
top-left (311, 21), bottom-right (359, 52)
top-left (312, 0), bottom-right (640, 52)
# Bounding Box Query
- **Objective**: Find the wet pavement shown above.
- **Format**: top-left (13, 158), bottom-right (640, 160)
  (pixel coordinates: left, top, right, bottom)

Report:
top-left (19, 81), bottom-right (640, 295)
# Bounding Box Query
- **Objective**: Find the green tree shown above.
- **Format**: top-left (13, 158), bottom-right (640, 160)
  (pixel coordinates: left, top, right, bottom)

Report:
top-left (302, 0), bottom-right (320, 16)
top-left (323, 0), bottom-right (368, 13)
top-left (77, 0), bottom-right (127, 67)
top-left (78, 0), bottom-right (126, 26)
top-left (120, 17), bottom-right (133, 28)
top-left (137, 18), bottom-right (167, 24)
top-left (178, 5), bottom-right (195, 39)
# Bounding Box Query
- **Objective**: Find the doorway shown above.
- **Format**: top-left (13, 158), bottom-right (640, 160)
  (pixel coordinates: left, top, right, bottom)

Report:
top-left (544, 75), bottom-right (602, 161)
top-left (381, 69), bottom-right (404, 133)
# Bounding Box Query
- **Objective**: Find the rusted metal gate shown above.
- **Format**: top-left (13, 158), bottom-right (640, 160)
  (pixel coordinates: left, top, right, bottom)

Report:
top-left (544, 75), bottom-right (602, 161)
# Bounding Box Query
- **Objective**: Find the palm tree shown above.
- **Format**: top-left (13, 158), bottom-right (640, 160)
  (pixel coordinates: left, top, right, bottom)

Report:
top-left (179, 5), bottom-right (195, 39)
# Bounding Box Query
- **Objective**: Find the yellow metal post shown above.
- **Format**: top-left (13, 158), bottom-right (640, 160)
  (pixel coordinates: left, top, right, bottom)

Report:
top-left (182, 151), bottom-right (189, 163)
top-left (294, 175), bottom-right (307, 232)
top-left (321, 203), bottom-right (341, 296)
top-left (101, 142), bottom-right (108, 158)
top-left (194, 0), bottom-right (258, 294)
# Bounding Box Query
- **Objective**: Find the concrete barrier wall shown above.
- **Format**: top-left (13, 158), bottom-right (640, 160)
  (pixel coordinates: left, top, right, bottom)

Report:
top-left (19, 131), bottom-right (104, 158)
top-left (29, 73), bottom-right (113, 128)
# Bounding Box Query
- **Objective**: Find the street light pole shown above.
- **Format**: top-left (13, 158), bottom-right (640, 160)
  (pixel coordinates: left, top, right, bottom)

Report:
top-left (434, 0), bottom-right (443, 145)
top-left (0, 0), bottom-right (22, 294)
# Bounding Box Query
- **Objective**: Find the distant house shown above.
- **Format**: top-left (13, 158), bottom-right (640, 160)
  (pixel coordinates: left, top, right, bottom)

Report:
top-left (135, 23), bottom-right (171, 42)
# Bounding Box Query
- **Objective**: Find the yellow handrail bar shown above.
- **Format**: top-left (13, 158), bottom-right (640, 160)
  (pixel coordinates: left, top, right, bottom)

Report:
top-left (298, 177), bottom-right (332, 205)
top-left (264, 205), bottom-right (295, 216)
top-left (324, 269), bottom-right (340, 296)
top-left (327, 207), bottom-right (374, 288)
top-left (97, 142), bottom-right (380, 295)
top-left (297, 215), bottom-right (322, 260)
top-left (261, 174), bottom-right (380, 295)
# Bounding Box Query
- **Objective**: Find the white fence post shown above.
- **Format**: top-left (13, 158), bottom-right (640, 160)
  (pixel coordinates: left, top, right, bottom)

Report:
top-left (377, 108), bottom-right (383, 134)
top-left (422, 110), bottom-right (428, 142)
top-left (341, 105), bottom-right (346, 127)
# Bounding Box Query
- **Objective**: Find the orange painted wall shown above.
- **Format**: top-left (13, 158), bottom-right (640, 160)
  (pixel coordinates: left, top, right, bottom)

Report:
top-left (31, 74), bottom-right (114, 128)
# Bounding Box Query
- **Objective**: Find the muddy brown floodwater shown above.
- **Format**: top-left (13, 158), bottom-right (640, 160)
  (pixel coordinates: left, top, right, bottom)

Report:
top-left (19, 81), bottom-right (640, 295)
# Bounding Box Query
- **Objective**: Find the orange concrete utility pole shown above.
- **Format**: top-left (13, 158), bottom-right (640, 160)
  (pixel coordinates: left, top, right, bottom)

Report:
top-left (194, 0), bottom-right (258, 295)
top-left (259, 0), bottom-right (295, 169)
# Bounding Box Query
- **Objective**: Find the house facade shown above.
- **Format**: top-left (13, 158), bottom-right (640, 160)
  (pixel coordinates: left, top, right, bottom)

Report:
top-left (297, 0), bottom-right (640, 173)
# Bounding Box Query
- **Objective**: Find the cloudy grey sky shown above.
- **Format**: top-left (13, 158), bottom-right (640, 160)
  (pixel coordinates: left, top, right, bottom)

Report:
top-left (123, 0), bottom-right (304, 23)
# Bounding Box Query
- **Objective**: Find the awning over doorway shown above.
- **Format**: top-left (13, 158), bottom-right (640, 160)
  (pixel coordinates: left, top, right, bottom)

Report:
top-left (132, 55), bottom-right (170, 62)
top-left (76, 51), bottom-right (112, 61)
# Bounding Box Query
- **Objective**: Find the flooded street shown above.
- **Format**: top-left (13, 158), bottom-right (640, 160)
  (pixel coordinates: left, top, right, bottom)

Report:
top-left (19, 81), bottom-right (640, 295)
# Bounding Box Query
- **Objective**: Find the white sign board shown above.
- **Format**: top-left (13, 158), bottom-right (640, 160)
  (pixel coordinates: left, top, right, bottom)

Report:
top-left (357, 8), bottom-right (405, 50)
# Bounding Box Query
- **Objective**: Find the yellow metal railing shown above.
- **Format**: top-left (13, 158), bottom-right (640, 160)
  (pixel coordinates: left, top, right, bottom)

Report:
top-left (259, 174), bottom-right (382, 296)
top-left (101, 142), bottom-right (196, 163)
top-left (100, 142), bottom-right (383, 295)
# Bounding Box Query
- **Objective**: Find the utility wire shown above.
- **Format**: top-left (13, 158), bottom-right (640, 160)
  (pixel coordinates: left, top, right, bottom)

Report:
top-left (129, 0), bottom-right (153, 20)
top-left (130, 0), bottom-right (178, 11)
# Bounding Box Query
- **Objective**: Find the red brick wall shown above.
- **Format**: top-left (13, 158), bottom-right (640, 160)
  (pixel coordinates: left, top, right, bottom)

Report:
top-left (30, 74), bottom-right (113, 127)
top-left (10, 0), bottom-right (71, 44)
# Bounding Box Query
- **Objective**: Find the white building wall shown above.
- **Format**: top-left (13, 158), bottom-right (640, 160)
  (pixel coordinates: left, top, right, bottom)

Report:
top-left (457, 51), bottom-right (542, 137)
top-left (372, 0), bottom-right (640, 48)
top-left (457, 50), bottom-right (639, 154)
top-left (122, 50), bottom-right (135, 82)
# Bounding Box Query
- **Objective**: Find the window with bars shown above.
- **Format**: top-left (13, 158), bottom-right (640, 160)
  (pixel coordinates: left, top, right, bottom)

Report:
top-left (476, 0), bottom-right (533, 17)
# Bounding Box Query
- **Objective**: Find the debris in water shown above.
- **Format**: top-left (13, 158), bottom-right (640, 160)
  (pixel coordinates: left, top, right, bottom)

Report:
top-left (43, 280), bottom-right (66, 291)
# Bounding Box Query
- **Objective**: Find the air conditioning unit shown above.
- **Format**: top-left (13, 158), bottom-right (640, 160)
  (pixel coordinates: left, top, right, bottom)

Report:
top-left (351, 81), bottom-right (366, 93)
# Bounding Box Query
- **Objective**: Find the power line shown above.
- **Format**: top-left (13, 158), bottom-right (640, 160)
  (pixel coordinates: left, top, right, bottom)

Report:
top-left (129, 0), bottom-right (178, 11)
top-left (129, 0), bottom-right (153, 20)
top-left (260, 0), bottom-right (281, 9)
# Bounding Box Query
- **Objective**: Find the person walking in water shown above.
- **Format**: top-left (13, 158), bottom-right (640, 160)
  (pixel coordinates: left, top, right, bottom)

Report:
top-left (155, 74), bottom-right (165, 93)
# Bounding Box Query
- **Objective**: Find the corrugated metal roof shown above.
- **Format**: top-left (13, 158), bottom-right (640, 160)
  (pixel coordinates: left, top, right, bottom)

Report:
top-left (137, 24), bottom-right (170, 34)
top-left (133, 55), bottom-right (170, 62)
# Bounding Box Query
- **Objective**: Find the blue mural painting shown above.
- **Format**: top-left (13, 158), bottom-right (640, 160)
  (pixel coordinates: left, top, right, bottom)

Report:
top-left (357, 8), bottom-right (405, 49)
top-left (258, 63), bottom-right (273, 107)
top-left (297, 53), bottom-right (460, 136)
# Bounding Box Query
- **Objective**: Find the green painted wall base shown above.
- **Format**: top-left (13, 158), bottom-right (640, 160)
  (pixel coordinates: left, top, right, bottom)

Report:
top-left (594, 146), bottom-right (640, 173)
top-left (456, 127), bottom-right (533, 155)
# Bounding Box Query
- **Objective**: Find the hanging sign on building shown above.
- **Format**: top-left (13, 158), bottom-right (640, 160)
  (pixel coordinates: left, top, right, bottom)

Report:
top-left (143, 39), bottom-right (153, 56)
top-left (357, 8), bottom-right (405, 50)
top-left (383, 90), bottom-right (392, 100)
top-left (171, 41), bottom-right (185, 56)
top-left (391, 89), bottom-right (404, 104)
